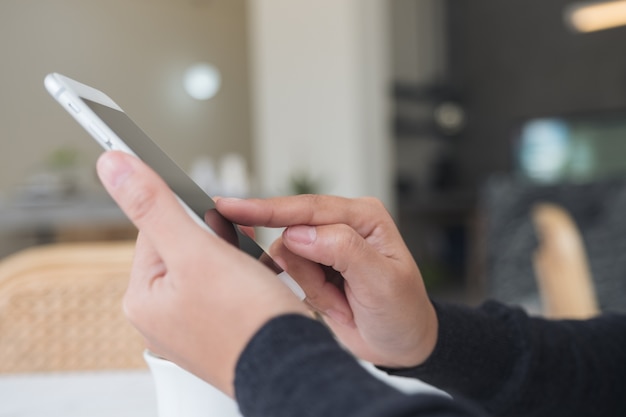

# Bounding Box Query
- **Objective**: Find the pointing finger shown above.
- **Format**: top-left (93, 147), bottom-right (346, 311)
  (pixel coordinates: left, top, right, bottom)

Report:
top-left (216, 195), bottom-right (394, 239)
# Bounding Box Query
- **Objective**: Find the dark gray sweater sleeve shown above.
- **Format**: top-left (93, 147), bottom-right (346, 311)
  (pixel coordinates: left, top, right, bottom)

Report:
top-left (235, 314), bottom-right (485, 417)
top-left (382, 301), bottom-right (626, 417)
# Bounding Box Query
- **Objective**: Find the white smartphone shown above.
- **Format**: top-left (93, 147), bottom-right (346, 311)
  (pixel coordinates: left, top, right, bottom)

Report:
top-left (44, 72), bottom-right (305, 300)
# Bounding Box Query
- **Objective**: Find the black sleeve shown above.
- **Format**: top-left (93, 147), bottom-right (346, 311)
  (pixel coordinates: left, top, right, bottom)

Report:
top-left (381, 301), bottom-right (626, 417)
top-left (235, 314), bottom-right (486, 417)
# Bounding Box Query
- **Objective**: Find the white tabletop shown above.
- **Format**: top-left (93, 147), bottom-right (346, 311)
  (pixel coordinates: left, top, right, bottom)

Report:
top-left (0, 370), bottom-right (157, 417)
top-left (0, 363), bottom-right (446, 417)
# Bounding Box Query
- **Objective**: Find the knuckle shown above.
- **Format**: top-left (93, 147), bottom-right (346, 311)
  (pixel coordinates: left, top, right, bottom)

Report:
top-left (302, 193), bottom-right (321, 203)
top-left (327, 225), bottom-right (364, 270)
top-left (302, 194), bottom-right (324, 219)
top-left (356, 197), bottom-right (395, 227)
top-left (335, 225), bottom-right (360, 249)
top-left (358, 196), bottom-right (387, 213)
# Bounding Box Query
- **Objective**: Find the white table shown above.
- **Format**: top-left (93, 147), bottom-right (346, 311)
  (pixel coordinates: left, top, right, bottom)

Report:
top-left (0, 370), bottom-right (157, 417)
top-left (0, 364), bottom-right (446, 417)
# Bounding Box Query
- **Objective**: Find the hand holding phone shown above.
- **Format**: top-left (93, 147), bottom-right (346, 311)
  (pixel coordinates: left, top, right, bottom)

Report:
top-left (44, 72), bottom-right (305, 300)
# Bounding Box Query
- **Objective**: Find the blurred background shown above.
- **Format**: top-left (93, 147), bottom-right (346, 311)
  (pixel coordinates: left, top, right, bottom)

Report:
top-left (2, 0), bottom-right (626, 312)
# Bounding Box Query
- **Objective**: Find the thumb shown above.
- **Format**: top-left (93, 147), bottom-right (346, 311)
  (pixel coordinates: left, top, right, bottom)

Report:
top-left (97, 151), bottom-right (207, 263)
top-left (283, 224), bottom-right (391, 300)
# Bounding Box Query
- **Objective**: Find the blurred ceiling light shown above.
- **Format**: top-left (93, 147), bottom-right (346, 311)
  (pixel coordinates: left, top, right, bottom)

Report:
top-left (566, 0), bottom-right (626, 33)
top-left (184, 63), bottom-right (221, 100)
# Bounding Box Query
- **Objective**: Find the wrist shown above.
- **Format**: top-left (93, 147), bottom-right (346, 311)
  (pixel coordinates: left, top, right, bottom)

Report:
top-left (376, 301), bottom-right (439, 369)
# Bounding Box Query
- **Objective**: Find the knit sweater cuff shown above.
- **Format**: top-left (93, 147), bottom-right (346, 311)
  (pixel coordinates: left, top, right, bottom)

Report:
top-left (234, 315), bottom-right (404, 417)
top-left (380, 301), bottom-right (524, 404)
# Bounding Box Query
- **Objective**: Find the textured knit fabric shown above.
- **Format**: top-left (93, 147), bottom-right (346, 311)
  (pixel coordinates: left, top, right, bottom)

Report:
top-left (235, 314), bottom-right (485, 417)
top-left (235, 302), bottom-right (626, 416)
top-left (384, 301), bottom-right (626, 417)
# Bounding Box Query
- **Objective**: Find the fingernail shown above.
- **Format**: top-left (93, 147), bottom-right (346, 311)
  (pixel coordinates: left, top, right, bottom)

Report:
top-left (285, 225), bottom-right (316, 244)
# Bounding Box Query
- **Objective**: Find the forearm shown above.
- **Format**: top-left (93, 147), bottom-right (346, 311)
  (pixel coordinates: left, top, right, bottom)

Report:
top-left (383, 301), bottom-right (626, 417)
top-left (235, 315), bottom-right (484, 417)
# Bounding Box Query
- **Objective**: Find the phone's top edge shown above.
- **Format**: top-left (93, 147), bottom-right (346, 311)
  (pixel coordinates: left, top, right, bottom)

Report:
top-left (44, 73), bottom-right (64, 97)
top-left (44, 72), bottom-right (123, 111)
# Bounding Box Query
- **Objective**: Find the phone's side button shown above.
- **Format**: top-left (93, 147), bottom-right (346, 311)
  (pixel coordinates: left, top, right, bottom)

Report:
top-left (88, 123), bottom-right (113, 149)
top-left (59, 92), bottom-right (81, 114)
top-left (67, 100), bottom-right (81, 114)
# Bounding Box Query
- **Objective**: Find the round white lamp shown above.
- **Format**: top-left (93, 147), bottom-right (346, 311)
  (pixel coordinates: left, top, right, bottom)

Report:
top-left (184, 63), bottom-right (221, 100)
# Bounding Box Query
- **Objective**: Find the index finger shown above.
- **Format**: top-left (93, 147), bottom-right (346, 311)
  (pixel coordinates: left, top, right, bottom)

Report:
top-left (216, 195), bottom-right (392, 237)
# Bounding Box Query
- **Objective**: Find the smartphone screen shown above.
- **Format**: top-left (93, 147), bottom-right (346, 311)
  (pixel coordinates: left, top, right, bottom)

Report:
top-left (82, 98), bottom-right (279, 273)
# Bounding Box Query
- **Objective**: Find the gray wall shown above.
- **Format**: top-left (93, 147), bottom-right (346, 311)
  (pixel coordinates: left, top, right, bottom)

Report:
top-left (447, 0), bottom-right (626, 190)
top-left (0, 0), bottom-right (251, 193)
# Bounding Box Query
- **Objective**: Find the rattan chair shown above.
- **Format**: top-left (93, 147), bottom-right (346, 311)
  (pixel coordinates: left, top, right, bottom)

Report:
top-left (531, 203), bottom-right (599, 319)
top-left (482, 175), bottom-right (626, 315)
top-left (0, 241), bottom-right (146, 373)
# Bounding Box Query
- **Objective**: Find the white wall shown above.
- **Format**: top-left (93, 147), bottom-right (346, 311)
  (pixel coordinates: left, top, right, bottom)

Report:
top-left (0, 0), bottom-right (250, 192)
top-left (247, 0), bottom-right (393, 208)
top-left (390, 0), bottom-right (450, 193)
